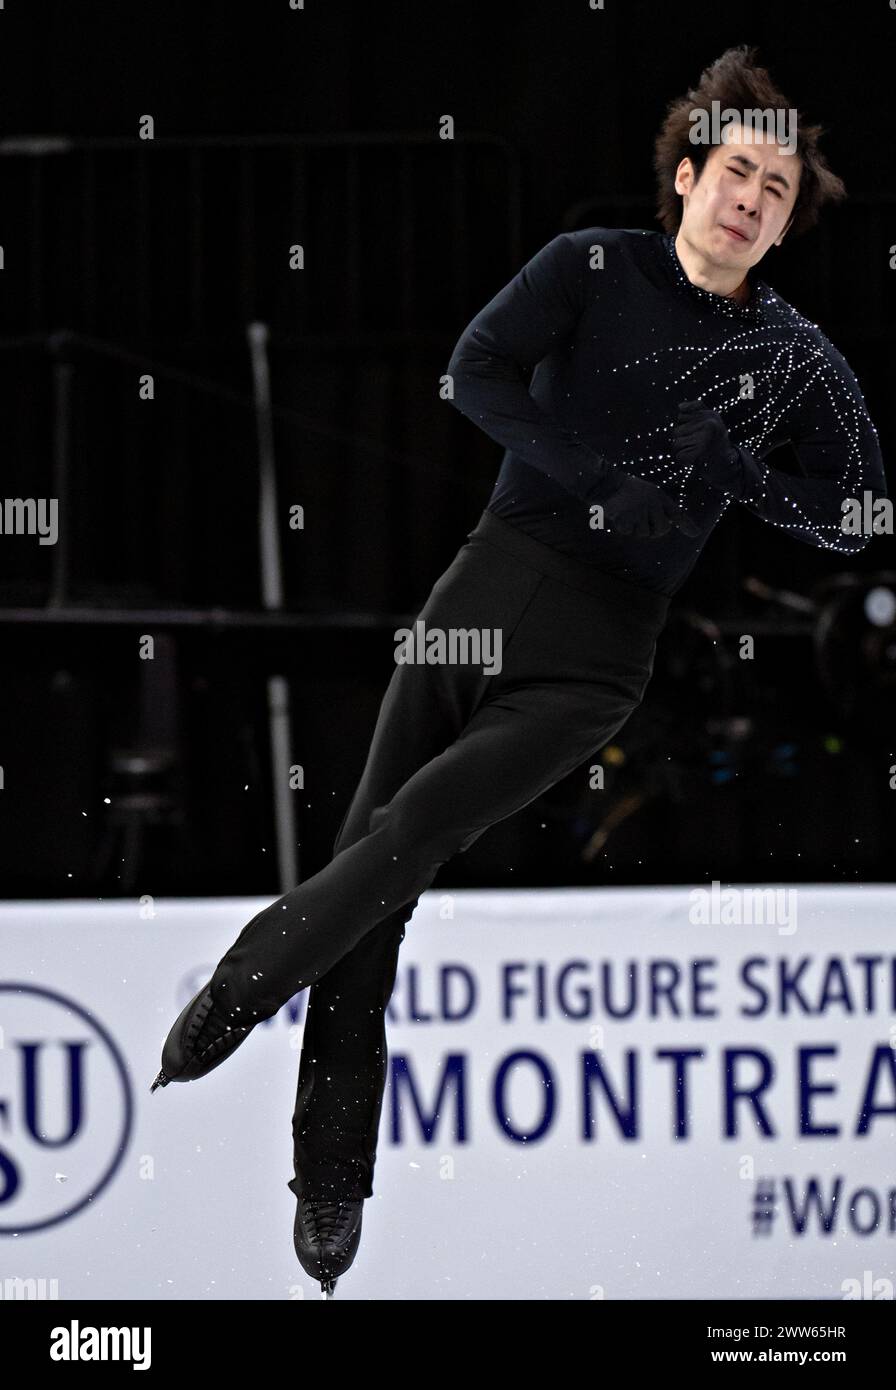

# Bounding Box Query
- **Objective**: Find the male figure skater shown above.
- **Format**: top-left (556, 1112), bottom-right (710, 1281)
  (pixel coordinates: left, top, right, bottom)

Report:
top-left (152, 46), bottom-right (887, 1295)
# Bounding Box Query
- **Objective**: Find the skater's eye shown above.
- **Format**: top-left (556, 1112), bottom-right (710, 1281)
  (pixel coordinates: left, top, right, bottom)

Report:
top-left (727, 166), bottom-right (782, 198)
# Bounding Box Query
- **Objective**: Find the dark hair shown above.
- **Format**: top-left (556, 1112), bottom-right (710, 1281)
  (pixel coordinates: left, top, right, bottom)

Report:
top-left (653, 45), bottom-right (846, 239)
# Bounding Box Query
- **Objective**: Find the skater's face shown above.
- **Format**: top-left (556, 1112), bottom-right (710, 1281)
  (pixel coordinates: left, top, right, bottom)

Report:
top-left (673, 124), bottom-right (801, 270)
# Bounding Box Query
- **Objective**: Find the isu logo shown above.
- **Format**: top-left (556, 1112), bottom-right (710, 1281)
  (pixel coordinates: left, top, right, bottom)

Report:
top-left (0, 984), bottom-right (133, 1233)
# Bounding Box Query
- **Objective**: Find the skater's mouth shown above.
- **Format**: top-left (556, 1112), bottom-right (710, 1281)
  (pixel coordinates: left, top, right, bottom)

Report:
top-left (720, 223), bottom-right (751, 244)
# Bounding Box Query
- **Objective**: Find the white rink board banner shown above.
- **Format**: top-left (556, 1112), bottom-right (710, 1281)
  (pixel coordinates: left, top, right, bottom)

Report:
top-left (0, 887), bottom-right (894, 1302)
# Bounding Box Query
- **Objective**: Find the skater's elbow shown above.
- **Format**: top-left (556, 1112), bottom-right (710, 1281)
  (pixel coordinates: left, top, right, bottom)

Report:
top-left (445, 335), bottom-right (479, 401)
top-left (445, 332), bottom-right (516, 416)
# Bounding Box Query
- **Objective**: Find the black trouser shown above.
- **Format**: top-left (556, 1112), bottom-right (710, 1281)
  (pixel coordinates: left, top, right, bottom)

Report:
top-left (209, 508), bottom-right (670, 1200)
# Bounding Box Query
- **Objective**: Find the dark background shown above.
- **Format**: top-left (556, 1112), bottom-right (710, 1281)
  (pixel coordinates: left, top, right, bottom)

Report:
top-left (1, 0), bottom-right (893, 895)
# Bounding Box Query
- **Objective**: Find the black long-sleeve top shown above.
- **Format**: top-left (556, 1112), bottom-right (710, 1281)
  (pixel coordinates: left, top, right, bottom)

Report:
top-left (445, 226), bottom-right (888, 595)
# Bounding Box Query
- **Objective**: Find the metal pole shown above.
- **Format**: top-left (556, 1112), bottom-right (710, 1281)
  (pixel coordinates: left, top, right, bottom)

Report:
top-left (247, 320), bottom-right (299, 892)
top-left (48, 332), bottom-right (74, 607)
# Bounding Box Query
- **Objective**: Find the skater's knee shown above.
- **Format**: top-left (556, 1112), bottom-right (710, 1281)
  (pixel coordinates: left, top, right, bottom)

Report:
top-left (369, 796), bottom-right (462, 862)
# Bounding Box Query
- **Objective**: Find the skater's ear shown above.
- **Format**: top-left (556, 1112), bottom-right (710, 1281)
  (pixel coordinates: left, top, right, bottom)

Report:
top-left (773, 214), bottom-right (795, 247)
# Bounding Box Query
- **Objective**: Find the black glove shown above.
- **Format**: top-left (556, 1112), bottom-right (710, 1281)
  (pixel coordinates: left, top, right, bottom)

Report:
top-left (597, 471), bottom-right (702, 539)
top-left (673, 400), bottom-right (748, 496)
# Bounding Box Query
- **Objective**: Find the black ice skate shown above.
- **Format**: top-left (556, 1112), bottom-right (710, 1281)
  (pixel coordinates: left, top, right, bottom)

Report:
top-left (150, 981), bottom-right (259, 1090)
top-left (288, 1178), bottom-right (364, 1298)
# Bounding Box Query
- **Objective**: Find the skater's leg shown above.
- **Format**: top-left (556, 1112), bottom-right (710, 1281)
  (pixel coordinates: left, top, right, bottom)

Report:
top-left (285, 525), bottom-right (552, 1200)
top-left (209, 667), bottom-right (643, 1019)
top-left (289, 637), bottom-right (481, 1201)
top-left (208, 524), bottom-right (548, 1018)
top-left (209, 512), bottom-right (666, 1024)
top-left (289, 912), bottom-right (409, 1201)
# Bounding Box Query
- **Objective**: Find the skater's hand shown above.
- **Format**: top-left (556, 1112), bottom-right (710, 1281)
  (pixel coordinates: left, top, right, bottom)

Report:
top-left (598, 471), bottom-right (702, 539)
top-left (673, 401), bottom-right (747, 496)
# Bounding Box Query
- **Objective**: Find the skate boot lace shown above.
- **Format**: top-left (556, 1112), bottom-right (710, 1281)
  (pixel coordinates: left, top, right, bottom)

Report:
top-left (299, 1196), bottom-right (356, 1247)
top-left (189, 990), bottom-right (245, 1060)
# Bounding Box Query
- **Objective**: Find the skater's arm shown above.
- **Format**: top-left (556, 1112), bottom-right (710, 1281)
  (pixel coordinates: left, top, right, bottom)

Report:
top-left (444, 232), bottom-right (625, 503)
top-left (734, 344), bottom-right (888, 554)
